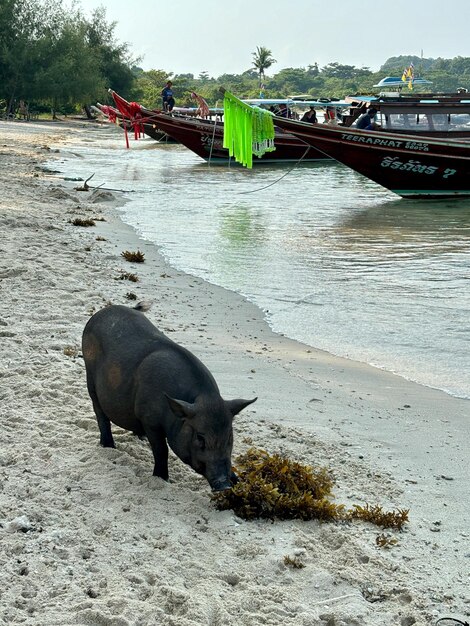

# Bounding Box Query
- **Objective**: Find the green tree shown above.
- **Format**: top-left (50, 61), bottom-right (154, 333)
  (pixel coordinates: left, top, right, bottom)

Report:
top-left (84, 7), bottom-right (135, 97)
top-left (307, 63), bottom-right (319, 77)
top-left (0, 0), bottom-right (136, 117)
top-left (0, 0), bottom-right (47, 113)
top-left (31, 15), bottom-right (103, 117)
top-left (321, 62), bottom-right (372, 80)
top-left (251, 46), bottom-right (276, 84)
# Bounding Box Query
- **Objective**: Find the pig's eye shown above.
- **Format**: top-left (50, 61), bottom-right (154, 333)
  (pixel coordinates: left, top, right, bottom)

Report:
top-left (196, 433), bottom-right (206, 449)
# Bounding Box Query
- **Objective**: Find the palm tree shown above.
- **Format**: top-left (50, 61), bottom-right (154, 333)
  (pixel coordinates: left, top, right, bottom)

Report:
top-left (252, 46), bottom-right (277, 84)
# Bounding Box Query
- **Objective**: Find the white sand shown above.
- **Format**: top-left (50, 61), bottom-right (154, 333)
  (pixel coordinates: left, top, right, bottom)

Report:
top-left (0, 119), bottom-right (468, 626)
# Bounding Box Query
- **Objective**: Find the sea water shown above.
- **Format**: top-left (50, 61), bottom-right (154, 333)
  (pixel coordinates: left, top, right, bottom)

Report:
top-left (52, 125), bottom-right (470, 399)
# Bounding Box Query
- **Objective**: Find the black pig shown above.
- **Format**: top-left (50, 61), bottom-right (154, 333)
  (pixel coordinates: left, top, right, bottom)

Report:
top-left (82, 303), bottom-right (256, 491)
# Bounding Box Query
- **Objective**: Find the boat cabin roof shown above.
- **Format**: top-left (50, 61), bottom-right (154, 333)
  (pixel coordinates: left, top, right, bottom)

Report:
top-left (345, 93), bottom-right (470, 113)
top-left (372, 76), bottom-right (433, 88)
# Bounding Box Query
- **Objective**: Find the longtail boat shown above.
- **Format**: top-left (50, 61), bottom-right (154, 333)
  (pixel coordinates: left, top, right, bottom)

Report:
top-left (108, 90), bottom-right (333, 164)
top-left (272, 116), bottom-right (470, 199)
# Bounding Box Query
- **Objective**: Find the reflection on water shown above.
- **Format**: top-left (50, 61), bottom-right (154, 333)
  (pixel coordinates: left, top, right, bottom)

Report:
top-left (51, 127), bottom-right (470, 399)
top-left (219, 206), bottom-right (267, 246)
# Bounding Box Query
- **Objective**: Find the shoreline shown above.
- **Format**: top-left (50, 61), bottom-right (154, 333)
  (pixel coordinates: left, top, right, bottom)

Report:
top-left (54, 120), bottom-right (470, 403)
top-left (1, 119), bottom-right (468, 626)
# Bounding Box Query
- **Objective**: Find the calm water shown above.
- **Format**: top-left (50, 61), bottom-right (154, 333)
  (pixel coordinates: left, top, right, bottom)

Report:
top-left (53, 125), bottom-right (470, 399)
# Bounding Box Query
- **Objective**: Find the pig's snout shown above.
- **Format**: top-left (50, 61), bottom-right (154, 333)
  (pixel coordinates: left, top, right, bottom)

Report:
top-left (210, 477), bottom-right (232, 492)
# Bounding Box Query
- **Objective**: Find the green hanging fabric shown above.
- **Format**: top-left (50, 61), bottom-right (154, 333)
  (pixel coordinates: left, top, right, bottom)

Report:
top-left (223, 90), bottom-right (275, 168)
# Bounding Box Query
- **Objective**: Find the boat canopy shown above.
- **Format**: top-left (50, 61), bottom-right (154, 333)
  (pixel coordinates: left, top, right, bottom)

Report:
top-left (243, 98), bottom-right (352, 109)
top-left (372, 76), bottom-right (433, 88)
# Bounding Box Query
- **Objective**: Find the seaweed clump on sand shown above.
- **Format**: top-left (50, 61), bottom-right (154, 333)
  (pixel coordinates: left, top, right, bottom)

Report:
top-left (212, 448), bottom-right (341, 522)
top-left (71, 218), bottom-right (95, 227)
top-left (349, 504), bottom-right (409, 530)
top-left (121, 250), bottom-right (145, 263)
top-left (212, 448), bottom-right (408, 530)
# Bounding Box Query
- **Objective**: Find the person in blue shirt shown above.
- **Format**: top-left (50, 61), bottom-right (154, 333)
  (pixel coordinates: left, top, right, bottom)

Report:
top-left (161, 81), bottom-right (175, 112)
top-left (356, 107), bottom-right (379, 130)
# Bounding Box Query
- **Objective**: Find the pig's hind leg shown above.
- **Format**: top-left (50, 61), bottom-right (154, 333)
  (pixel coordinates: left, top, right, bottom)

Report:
top-left (86, 377), bottom-right (115, 448)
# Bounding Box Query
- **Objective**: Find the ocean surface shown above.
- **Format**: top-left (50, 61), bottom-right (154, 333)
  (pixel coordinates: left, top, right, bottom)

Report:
top-left (52, 124), bottom-right (470, 399)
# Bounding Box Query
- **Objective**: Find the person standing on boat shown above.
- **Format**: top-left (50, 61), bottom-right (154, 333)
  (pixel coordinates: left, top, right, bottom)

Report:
top-left (355, 107), bottom-right (380, 130)
top-left (161, 81), bottom-right (175, 112)
top-left (301, 107), bottom-right (318, 123)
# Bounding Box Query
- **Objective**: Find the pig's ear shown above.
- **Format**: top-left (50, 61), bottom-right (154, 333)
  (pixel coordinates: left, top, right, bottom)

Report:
top-left (165, 394), bottom-right (196, 419)
top-left (227, 397), bottom-right (257, 417)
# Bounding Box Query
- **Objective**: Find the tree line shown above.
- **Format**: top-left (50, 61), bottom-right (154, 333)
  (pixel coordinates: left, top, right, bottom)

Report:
top-left (1, 0), bottom-right (470, 119)
top-left (0, 0), bottom-right (134, 117)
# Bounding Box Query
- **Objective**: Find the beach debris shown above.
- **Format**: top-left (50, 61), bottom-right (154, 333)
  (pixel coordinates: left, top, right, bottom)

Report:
top-left (71, 217), bottom-right (95, 227)
top-left (4, 515), bottom-right (34, 533)
top-left (125, 292), bottom-right (137, 300)
top-left (74, 173), bottom-right (95, 191)
top-left (283, 554), bottom-right (306, 569)
top-left (212, 447), bottom-right (409, 529)
top-left (361, 586), bottom-right (389, 603)
top-left (121, 250), bottom-right (145, 263)
top-left (375, 532), bottom-right (398, 548)
top-left (63, 345), bottom-right (79, 358)
top-left (116, 271), bottom-right (139, 282)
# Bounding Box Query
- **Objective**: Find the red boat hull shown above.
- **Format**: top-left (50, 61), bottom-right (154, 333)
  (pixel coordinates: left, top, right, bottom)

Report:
top-left (108, 90), bottom-right (330, 164)
top-left (273, 118), bottom-right (470, 198)
top-left (139, 112), bottom-right (328, 163)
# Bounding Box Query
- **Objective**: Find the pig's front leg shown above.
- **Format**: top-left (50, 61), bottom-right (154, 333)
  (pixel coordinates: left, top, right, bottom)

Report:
top-left (146, 427), bottom-right (169, 480)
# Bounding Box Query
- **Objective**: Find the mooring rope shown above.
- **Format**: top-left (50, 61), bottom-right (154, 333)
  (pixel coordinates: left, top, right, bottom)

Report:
top-left (236, 142), bottom-right (312, 194)
top-left (207, 102), bottom-right (220, 166)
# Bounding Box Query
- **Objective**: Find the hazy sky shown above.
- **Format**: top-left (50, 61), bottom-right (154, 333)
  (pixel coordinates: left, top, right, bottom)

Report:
top-left (74, 0), bottom-right (469, 77)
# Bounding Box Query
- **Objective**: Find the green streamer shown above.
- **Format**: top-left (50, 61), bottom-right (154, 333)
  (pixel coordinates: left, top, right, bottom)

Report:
top-left (223, 90), bottom-right (275, 168)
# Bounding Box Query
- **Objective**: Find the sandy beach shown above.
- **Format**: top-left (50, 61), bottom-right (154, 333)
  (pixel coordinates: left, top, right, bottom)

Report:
top-left (0, 119), bottom-right (468, 626)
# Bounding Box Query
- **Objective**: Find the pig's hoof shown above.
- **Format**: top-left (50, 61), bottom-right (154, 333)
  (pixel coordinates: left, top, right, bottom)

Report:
top-left (100, 439), bottom-right (116, 448)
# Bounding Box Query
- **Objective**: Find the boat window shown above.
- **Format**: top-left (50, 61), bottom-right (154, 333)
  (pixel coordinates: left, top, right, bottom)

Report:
top-left (384, 111), bottom-right (470, 132)
top-left (448, 113), bottom-right (470, 130)
top-left (385, 114), bottom-right (414, 130)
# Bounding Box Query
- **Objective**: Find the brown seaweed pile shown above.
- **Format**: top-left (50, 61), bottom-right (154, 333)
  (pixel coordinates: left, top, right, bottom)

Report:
top-left (71, 218), bottom-right (95, 227)
top-left (121, 250), bottom-right (145, 263)
top-left (212, 448), bottom-right (409, 530)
